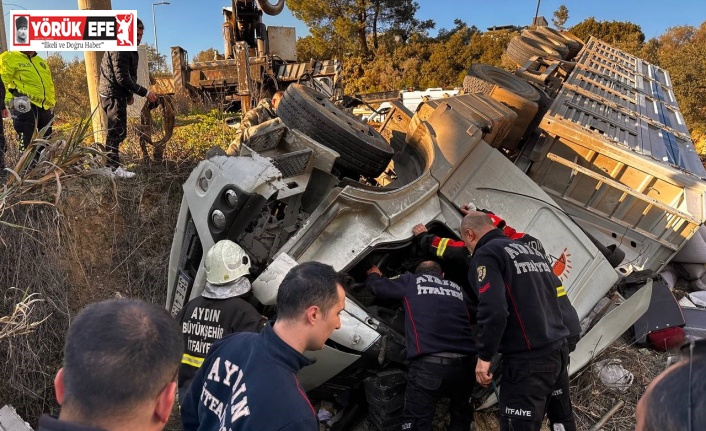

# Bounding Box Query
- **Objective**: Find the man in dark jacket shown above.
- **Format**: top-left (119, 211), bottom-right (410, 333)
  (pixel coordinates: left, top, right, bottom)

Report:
top-left (461, 211), bottom-right (574, 431)
top-left (177, 240), bottom-right (266, 403)
top-left (181, 261), bottom-right (347, 431)
top-left (367, 260), bottom-right (477, 431)
top-left (98, 18), bottom-right (157, 178)
top-left (38, 299), bottom-right (182, 431)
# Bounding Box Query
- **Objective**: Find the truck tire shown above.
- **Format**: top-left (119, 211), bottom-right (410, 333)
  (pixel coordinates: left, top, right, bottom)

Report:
top-left (278, 84), bottom-right (394, 177)
top-left (560, 31), bottom-right (585, 59)
top-left (462, 75), bottom-right (495, 95)
top-left (521, 29), bottom-right (569, 59)
top-left (535, 27), bottom-right (583, 59)
top-left (506, 36), bottom-right (561, 67)
top-left (463, 64), bottom-right (543, 104)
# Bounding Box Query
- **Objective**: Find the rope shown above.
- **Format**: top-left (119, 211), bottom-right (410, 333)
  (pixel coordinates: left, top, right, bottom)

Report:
top-left (138, 95), bottom-right (176, 162)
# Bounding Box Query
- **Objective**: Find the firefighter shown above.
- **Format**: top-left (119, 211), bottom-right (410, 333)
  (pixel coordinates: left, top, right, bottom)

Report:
top-left (461, 211), bottom-right (574, 431)
top-left (176, 240), bottom-right (266, 404)
top-left (366, 260), bottom-right (477, 431)
top-left (414, 214), bottom-right (579, 431)
top-left (0, 50), bottom-right (55, 164)
top-left (181, 262), bottom-right (347, 431)
top-left (227, 91), bottom-right (284, 155)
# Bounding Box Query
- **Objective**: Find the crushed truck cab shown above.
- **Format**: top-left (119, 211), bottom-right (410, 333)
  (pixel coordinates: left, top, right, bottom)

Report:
top-left (167, 35), bottom-right (701, 413)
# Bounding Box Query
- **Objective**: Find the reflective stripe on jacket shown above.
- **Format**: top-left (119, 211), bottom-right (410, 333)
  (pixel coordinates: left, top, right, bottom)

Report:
top-left (0, 51), bottom-right (55, 109)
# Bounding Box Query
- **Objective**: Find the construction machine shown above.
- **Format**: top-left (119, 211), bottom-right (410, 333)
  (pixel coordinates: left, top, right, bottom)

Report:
top-left (158, 0), bottom-right (341, 112)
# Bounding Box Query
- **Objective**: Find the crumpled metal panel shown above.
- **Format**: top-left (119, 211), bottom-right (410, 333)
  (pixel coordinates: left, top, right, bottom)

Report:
top-left (277, 171), bottom-right (441, 270)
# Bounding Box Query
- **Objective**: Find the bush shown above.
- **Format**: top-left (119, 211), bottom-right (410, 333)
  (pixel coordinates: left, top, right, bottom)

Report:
top-left (122, 109), bottom-right (240, 164)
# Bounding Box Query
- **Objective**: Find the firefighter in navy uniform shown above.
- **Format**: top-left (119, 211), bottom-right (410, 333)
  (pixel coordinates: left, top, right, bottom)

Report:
top-left (177, 240), bottom-right (266, 404)
top-left (414, 211), bottom-right (580, 431)
top-left (366, 260), bottom-right (477, 431)
top-left (459, 211), bottom-right (575, 431)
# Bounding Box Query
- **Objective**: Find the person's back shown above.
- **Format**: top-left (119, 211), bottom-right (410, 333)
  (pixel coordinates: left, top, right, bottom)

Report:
top-left (472, 230), bottom-right (568, 356)
top-left (177, 240), bottom-right (266, 403)
top-left (367, 260), bottom-right (477, 431)
top-left (367, 264), bottom-right (476, 359)
top-left (181, 328), bottom-right (315, 430)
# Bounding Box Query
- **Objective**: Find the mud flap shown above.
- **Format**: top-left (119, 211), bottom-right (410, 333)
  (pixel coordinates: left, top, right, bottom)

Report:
top-left (569, 279), bottom-right (653, 374)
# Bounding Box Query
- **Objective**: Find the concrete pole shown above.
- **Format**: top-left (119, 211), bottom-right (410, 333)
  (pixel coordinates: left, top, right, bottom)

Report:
top-left (0, 3), bottom-right (7, 52)
top-left (78, 0), bottom-right (112, 144)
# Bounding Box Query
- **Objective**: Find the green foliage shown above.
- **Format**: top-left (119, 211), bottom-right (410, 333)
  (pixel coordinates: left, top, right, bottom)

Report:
top-left (123, 109), bottom-right (240, 163)
top-left (647, 23), bottom-right (706, 145)
top-left (339, 24), bottom-right (515, 94)
top-left (290, 0), bottom-right (434, 58)
top-left (46, 54), bottom-right (91, 119)
top-left (552, 5), bottom-right (570, 31)
top-left (569, 17), bottom-right (645, 55)
top-left (193, 48), bottom-right (222, 62)
top-left (144, 43), bottom-right (169, 74)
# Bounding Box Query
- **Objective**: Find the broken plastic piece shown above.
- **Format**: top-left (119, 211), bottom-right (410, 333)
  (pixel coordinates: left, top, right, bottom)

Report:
top-left (592, 359), bottom-right (634, 392)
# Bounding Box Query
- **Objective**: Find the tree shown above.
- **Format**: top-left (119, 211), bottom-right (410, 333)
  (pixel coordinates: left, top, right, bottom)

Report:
top-left (193, 48), bottom-right (221, 62)
top-left (143, 44), bottom-right (169, 76)
top-left (46, 54), bottom-right (90, 119)
top-left (552, 5), bottom-right (569, 31)
top-left (287, 0), bottom-right (433, 58)
top-left (650, 23), bottom-right (706, 144)
top-left (570, 17), bottom-right (645, 55)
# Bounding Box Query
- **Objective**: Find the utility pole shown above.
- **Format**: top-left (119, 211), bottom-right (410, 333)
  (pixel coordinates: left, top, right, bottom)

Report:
top-left (533, 0), bottom-right (541, 28)
top-left (78, 0), bottom-right (112, 144)
top-left (0, 2), bottom-right (7, 52)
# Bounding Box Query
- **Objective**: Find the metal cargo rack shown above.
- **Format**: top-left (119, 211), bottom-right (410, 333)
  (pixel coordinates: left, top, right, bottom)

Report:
top-left (526, 37), bottom-right (706, 273)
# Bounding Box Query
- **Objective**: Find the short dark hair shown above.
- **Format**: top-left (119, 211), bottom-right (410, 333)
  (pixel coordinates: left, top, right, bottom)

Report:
top-left (415, 260), bottom-right (442, 275)
top-left (276, 262), bottom-right (342, 320)
top-left (461, 212), bottom-right (494, 233)
top-left (643, 355), bottom-right (706, 430)
top-left (62, 299), bottom-right (182, 416)
top-left (136, 18), bottom-right (144, 29)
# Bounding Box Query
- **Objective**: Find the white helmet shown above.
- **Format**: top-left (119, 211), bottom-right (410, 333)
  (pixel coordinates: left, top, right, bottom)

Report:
top-left (204, 240), bottom-right (251, 285)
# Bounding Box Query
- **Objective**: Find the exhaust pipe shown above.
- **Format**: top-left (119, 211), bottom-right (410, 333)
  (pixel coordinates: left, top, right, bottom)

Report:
top-left (256, 0), bottom-right (285, 15)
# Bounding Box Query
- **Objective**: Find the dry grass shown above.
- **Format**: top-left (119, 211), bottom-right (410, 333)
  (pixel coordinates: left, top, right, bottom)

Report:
top-left (0, 291), bottom-right (50, 341)
top-left (570, 339), bottom-right (670, 430)
top-left (0, 117), bottom-right (191, 425)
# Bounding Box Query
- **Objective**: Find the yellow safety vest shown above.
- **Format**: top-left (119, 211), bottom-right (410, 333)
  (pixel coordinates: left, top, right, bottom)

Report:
top-left (0, 51), bottom-right (56, 110)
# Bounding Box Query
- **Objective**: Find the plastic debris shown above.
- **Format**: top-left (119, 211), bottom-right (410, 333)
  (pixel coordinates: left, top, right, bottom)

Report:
top-left (679, 296), bottom-right (697, 308)
top-left (688, 291), bottom-right (706, 308)
top-left (592, 359), bottom-right (634, 392)
top-left (317, 407), bottom-right (333, 423)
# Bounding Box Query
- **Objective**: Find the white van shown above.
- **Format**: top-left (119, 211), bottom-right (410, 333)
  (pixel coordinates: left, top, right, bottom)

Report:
top-left (400, 87), bottom-right (460, 112)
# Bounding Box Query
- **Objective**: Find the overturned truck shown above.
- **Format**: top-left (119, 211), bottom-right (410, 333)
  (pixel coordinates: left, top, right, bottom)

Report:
top-left (166, 31), bottom-right (705, 428)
